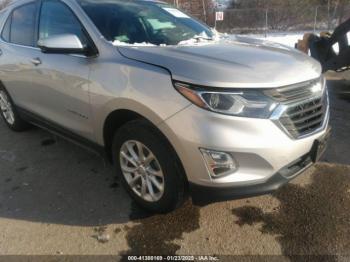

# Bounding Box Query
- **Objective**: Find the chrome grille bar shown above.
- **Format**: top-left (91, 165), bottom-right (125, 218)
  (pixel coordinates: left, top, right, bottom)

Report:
top-left (269, 77), bottom-right (329, 139)
top-left (265, 78), bottom-right (323, 104)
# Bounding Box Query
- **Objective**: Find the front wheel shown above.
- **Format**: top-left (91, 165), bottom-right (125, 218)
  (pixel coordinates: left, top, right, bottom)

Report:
top-left (112, 120), bottom-right (186, 213)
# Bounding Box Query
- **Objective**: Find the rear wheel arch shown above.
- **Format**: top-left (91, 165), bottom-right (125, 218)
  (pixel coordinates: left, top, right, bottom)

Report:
top-left (0, 80), bottom-right (31, 131)
top-left (0, 81), bottom-right (8, 93)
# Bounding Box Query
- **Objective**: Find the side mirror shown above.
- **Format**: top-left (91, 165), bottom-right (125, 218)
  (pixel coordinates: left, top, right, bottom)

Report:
top-left (37, 34), bottom-right (87, 54)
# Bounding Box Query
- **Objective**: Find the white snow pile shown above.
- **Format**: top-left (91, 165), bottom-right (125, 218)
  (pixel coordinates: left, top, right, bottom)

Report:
top-left (255, 33), bottom-right (304, 48)
top-left (111, 30), bottom-right (327, 49)
top-left (238, 31), bottom-right (348, 54)
top-left (112, 29), bottom-right (227, 47)
top-left (178, 29), bottom-right (225, 46)
top-left (112, 40), bottom-right (157, 47)
top-left (235, 32), bottom-right (305, 48)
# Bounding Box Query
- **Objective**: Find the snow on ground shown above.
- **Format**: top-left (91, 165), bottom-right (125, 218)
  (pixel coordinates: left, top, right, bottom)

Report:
top-left (237, 32), bottom-right (306, 48)
top-left (239, 31), bottom-right (349, 54)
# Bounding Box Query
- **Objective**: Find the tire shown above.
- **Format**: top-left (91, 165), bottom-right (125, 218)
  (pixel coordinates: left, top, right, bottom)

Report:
top-left (0, 86), bottom-right (30, 132)
top-left (112, 119), bottom-right (187, 213)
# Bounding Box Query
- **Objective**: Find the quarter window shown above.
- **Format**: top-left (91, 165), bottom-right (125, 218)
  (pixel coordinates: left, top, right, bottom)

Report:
top-left (5, 3), bottom-right (37, 46)
top-left (1, 14), bottom-right (11, 42)
top-left (39, 0), bottom-right (87, 46)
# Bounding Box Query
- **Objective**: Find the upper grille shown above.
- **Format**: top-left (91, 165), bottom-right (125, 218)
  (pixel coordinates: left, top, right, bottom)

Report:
top-left (279, 94), bottom-right (328, 138)
top-left (265, 78), bottom-right (323, 104)
top-left (268, 78), bottom-right (329, 139)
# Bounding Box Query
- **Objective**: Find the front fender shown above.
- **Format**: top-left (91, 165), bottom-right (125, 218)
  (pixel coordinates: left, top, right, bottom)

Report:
top-left (89, 58), bottom-right (190, 145)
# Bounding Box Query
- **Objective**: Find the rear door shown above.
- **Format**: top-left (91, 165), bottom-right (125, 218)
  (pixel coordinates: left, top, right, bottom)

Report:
top-left (0, 1), bottom-right (39, 109)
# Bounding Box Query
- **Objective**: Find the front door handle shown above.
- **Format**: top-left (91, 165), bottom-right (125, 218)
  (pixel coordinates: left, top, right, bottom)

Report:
top-left (30, 58), bottom-right (42, 66)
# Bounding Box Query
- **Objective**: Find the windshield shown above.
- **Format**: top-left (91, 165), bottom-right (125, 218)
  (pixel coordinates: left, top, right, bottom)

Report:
top-left (77, 0), bottom-right (214, 46)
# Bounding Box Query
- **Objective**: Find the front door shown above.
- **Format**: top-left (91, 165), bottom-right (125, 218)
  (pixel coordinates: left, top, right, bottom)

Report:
top-left (30, 0), bottom-right (95, 140)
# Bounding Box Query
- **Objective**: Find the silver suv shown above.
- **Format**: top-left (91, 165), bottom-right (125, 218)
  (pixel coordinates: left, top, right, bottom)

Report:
top-left (0, 0), bottom-right (330, 212)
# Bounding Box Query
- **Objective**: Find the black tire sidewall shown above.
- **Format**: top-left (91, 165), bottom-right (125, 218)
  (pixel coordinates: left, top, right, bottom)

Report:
top-left (112, 120), bottom-right (185, 213)
top-left (0, 87), bottom-right (29, 132)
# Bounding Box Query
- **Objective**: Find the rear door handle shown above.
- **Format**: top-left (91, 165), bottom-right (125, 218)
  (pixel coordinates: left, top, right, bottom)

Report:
top-left (30, 58), bottom-right (41, 66)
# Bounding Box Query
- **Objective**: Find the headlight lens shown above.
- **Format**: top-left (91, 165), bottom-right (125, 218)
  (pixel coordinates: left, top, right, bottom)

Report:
top-left (174, 82), bottom-right (279, 118)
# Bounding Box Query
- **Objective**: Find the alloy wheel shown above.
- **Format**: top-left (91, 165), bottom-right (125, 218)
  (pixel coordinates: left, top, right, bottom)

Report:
top-left (0, 90), bottom-right (15, 125)
top-left (119, 140), bottom-right (165, 202)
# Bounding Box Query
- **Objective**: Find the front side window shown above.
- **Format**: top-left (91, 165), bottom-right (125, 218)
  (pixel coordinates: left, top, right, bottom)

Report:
top-left (39, 0), bottom-right (87, 46)
top-left (77, 0), bottom-right (214, 46)
top-left (7, 3), bottom-right (36, 46)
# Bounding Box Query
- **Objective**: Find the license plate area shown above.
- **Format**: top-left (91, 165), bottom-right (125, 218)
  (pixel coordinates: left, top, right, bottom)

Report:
top-left (310, 127), bottom-right (331, 163)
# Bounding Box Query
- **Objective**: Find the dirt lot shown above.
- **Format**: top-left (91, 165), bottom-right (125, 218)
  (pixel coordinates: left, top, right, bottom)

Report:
top-left (0, 78), bottom-right (350, 259)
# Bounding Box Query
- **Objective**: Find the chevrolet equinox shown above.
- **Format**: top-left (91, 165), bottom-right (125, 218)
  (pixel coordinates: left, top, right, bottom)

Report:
top-left (0, 0), bottom-right (330, 212)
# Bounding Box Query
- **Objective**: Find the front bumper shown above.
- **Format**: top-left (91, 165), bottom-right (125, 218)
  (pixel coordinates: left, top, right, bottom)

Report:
top-left (190, 124), bottom-right (331, 206)
top-left (190, 149), bottom-right (314, 205)
top-left (159, 103), bottom-right (330, 187)
top-left (189, 125), bottom-right (331, 205)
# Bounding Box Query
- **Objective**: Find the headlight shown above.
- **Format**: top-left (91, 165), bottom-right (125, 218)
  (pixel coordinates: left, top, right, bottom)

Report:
top-left (174, 82), bottom-right (279, 118)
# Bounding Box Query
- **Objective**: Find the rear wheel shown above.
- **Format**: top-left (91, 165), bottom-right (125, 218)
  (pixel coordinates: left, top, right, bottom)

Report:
top-left (0, 87), bottom-right (30, 132)
top-left (112, 119), bottom-right (186, 213)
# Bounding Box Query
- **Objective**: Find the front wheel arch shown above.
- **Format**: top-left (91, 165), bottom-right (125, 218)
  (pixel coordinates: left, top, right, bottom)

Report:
top-left (102, 109), bottom-right (188, 183)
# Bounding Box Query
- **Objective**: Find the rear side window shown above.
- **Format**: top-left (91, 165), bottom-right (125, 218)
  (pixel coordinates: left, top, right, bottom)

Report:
top-left (8, 3), bottom-right (37, 46)
top-left (39, 0), bottom-right (87, 46)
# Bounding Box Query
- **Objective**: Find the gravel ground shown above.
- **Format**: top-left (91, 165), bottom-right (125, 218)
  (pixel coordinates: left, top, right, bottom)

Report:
top-left (0, 78), bottom-right (349, 258)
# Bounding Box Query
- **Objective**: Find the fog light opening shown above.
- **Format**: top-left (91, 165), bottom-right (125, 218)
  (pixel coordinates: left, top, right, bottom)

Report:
top-left (200, 149), bottom-right (238, 178)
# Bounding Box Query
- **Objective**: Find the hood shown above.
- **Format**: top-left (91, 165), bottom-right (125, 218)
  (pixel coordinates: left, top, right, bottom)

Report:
top-left (116, 36), bottom-right (322, 89)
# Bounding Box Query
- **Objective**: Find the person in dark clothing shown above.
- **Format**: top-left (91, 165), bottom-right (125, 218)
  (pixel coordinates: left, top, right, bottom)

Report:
top-left (297, 18), bottom-right (350, 72)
